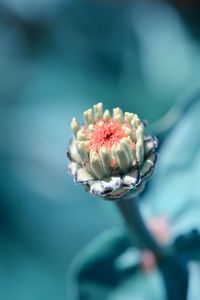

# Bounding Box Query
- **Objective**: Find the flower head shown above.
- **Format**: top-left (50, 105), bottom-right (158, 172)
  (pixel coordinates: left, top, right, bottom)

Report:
top-left (67, 103), bottom-right (157, 200)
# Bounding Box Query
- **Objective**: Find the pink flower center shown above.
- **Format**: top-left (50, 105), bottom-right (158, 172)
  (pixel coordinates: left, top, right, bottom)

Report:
top-left (89, 119), bottom-right (128, 151)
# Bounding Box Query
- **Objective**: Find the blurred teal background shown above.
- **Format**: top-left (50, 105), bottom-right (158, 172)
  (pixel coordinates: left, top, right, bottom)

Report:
top-left (0, 0), bottom-right (200, 299)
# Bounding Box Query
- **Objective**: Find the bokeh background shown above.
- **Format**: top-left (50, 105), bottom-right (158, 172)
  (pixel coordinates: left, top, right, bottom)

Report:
top-left (0, 0), bottom-right (200, 299)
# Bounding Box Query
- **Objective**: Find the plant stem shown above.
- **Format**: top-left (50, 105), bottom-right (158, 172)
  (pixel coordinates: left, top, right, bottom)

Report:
top-left (116, 196), bottom-right (164, 256)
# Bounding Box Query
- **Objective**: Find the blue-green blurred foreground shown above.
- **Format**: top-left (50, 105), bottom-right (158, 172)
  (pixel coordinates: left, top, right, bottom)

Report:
top-left (0, 1), bottom-right (200, 299)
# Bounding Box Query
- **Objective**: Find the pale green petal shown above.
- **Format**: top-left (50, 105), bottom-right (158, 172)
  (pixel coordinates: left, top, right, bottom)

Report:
top-left (144, 136), bottom-right (158, 156)
top-left (68, 139), bottom-right (81, 164)
top-left (71, 117), bottom-right (80, 137)
top-left (140, 153), bottom-right (157, 179)
top-left (90, 150), bottom-right (105, 179)
top-left (103, 109), bottom-right (111, 121)
top-left (83, 108), bottom-right (94, 125)
top-left (93, 102), bottom-right (103, 121)
top-left (99, 147), bottom-right (112, 177)
top-left (136, 125), bottom-right (144, 164)
top-left (112, 143), bottom-right (130, 174)
top-left (76, 168), bottom-right (95, 183)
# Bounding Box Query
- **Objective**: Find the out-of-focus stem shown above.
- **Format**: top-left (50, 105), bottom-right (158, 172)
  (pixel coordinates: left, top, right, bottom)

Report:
top-left (116, 196), bottom-right (164, 256)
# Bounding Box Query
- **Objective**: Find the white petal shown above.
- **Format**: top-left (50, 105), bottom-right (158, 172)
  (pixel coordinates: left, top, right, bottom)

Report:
top-left (101, 176), bottom-right (122, 191)
top-left (76, 168), bottom-right (95, 183)
top-left (90, 181), bottom-right (104, 195)
top-left (68, 162), bottom-right (79, 177)
top-left (122, 169), bottom-right (140, 187)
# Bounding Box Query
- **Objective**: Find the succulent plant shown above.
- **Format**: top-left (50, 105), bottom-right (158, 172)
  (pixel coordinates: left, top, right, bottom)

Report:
top-left (67, 103), bottom-right (158, 200)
